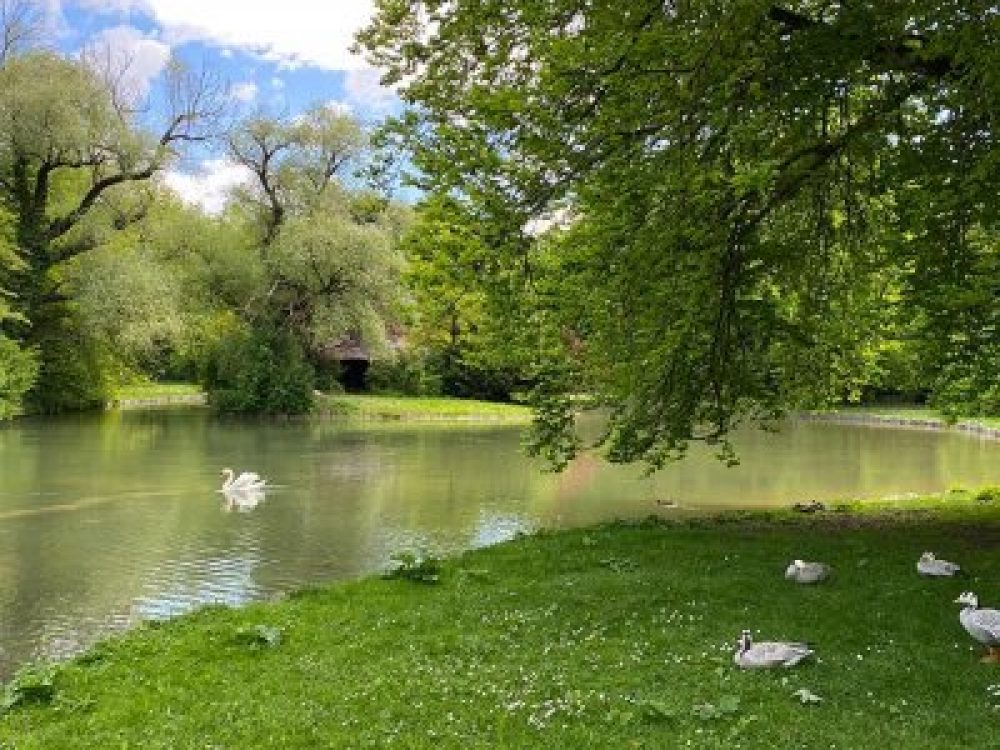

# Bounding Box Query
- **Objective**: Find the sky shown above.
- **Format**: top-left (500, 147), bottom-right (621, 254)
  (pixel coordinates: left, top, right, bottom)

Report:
top-left (44, 0), bottom-right (399, 213)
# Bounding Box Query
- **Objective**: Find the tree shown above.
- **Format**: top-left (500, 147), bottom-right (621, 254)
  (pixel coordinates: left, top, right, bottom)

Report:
top-left (0, 45), bottom-right (223, 410)
top-left (359, 1), bottom-right (1000, 468)
top-left (229, 110), bottom-right (406, 353)
top-left (400, 194), bottom-right (523, 400)
top-left (0, 0), bottom-right (43, 66)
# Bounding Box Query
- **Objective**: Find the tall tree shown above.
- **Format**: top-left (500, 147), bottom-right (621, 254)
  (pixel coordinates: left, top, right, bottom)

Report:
top-left (0, 46), bottom-right (223, 408)
top-left (360, 1), bottom-right (1000, 467)
top-left (227, 108), bottom-right (405, 357)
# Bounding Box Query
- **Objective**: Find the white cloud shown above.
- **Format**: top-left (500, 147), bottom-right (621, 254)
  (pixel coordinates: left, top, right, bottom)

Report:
top-left (343, 66), bottom-right (397, 112)
top-left (270, 76), bottom-right (285, 89)
top-left (82, 24), bottom-right (171, 98)
top-left (76, 0), bottom-right (140, 12)
top-left (77, 0), bottom-right (376, 71)
top-left (325, 100), bottom-right (354, 117)
top-left (162, 158), bottom-right (253, 214)
top-left (231, 81), bottom-right (258, 103)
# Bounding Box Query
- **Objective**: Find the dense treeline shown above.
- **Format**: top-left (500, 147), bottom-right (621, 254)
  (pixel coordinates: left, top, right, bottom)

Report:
top-left (0, 2), bottom-right (517, 417)
top-left (4, 2), bottom-right (1000, 471)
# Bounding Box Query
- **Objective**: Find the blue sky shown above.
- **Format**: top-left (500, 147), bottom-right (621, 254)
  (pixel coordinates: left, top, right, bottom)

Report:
top-left (45, 1), bottom-right (399, 211)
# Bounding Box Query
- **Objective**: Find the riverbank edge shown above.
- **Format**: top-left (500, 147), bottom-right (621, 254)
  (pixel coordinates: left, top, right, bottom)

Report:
top-left (800, 408), bottom-right (1000, 439)
top-left (2, 496), bottom-right (999, 748)
top-left (104, 390), bottom-right (533, 423)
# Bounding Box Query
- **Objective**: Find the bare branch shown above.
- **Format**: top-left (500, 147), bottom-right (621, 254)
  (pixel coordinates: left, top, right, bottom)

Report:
top-left (1, 0), bottom-right (44, 65)
top-left (229, 119), bottom-right (292, 241)
top-left (45, 57), bottom-right (227, 242)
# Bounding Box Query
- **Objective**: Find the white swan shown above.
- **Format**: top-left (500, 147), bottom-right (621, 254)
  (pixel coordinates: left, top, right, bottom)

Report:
top-left (955, 591), bottom-right (1000, 663)
top-left (733, 630), bottom-right (814, 669)
top-left (916, 551), bottom-right (960, 577)
top-left (223, 487), bottom-right (265, 512)
top-left (220, 468), bottom-right (266, 493)
top-left (784, 559), bottom-right (831, 584)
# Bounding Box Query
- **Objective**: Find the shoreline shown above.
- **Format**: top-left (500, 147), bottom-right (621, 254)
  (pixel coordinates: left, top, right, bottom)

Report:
top-left (3, 503), bottom-right (999, 748)
top-left (800, 409), bottom-right (1000, 439)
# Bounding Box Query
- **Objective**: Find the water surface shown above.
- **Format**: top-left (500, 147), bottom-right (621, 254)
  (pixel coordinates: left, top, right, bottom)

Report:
top-left (2, 409), bottom-right (1000, 676)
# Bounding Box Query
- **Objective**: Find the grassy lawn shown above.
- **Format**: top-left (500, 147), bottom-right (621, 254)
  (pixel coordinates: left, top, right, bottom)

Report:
top-left (3, 497), bottom-right (1000, 748)
top-left (314, 393), bottom-right (532, 422)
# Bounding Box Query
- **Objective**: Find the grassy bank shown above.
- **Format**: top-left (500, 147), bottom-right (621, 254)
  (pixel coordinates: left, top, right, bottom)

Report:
top-left (105, 383), bottom-right (531, 422)
top-left (3, 500), bottom-right (1000, 748)
top-left (108, 382), bottom-right (206, 407)
top-left (313, 393), bottom-right (532, 422)
top-left (812, 404), bottom-right (1000, 430)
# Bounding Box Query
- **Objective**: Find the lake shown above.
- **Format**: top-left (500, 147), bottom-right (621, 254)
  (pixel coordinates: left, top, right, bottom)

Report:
top-left (2, 408), bottom-right (1000, 677)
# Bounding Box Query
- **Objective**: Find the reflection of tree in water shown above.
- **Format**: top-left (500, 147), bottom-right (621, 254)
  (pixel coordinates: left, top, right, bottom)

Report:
top-left (553, 452), bottom-right (600, 502)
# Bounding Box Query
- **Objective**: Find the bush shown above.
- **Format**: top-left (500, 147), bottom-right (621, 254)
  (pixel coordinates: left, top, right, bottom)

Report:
top-left (366, 351), bottom-right (441, 395)
top-left (432, 347), bottom-right (521, 402)
top-left (24, 312), bottom-right (111, 414)
top-left (0, 335), bottom-right (38, 419)
top-left (203, 326), bottom-right (314, 414)
top-left (382, 551), bottom-right (442, 584)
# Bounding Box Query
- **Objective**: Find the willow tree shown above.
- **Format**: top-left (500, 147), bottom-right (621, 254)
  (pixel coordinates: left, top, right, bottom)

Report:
top-left (204, 108), bottom-right (407, 410)
top-left (0, 48), bottom-right (222, 410)
top-left (359, 1), bottom-right (1000, 467)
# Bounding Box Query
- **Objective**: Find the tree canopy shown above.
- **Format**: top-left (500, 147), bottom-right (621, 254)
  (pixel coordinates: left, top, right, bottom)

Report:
top-left (359, 1), bottom-right (1000, 467)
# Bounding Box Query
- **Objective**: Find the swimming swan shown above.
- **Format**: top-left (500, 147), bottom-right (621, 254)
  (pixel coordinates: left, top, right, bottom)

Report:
top-left (220, 468), bottom-right (266, 493)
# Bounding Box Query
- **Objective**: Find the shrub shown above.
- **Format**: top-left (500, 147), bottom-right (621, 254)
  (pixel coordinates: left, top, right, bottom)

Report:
top-left (366, 351), bottom-right (441, 395)
top-left (0, 335), bottom-right (38, 419)
top-left (203, 326), bottom-right (314, 414)
top-left (383, 551), bottom-right (442, 584)
top-left (24, 312), bottom-right (111, 414)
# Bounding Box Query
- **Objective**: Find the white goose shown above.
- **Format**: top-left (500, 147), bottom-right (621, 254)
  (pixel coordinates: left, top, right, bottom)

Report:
top-left (916, 551), bottom-right (961, 577)
top-left (220, 468), bottom-right (267, 493)
top-left (955, 591), bottom-right (1000, 663)
top-left (784, 559), bottom-right (831, 584)
top-left (733, 630), bottom-right (814, 669)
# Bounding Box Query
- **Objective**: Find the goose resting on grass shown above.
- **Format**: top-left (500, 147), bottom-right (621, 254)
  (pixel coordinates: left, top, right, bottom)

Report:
top-left (955, 591), bottom-right (1000, 663)
top-left (220, 468), bottom-right (266, 493)
top-left (733, 630), bottom-right (814, 669)
top-left (916, 552), bottom-right (961, 577)
top-left (784, 559), bottom-right (831, 584)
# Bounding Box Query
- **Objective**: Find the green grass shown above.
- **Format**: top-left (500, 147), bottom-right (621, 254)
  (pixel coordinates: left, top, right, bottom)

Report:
top-left (110, 382), bottom-right (206, 402)
top-left (314, 393), bottom-right (532, 422)
top-left (3, 499), bottom-right (1000, 748)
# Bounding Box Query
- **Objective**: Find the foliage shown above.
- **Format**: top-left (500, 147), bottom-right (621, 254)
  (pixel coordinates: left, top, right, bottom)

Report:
top-left (225, 111), bottom-right (409, 402)
top-left (0, 664), bottom-right (56, 714)
top-left (69, 240), bottom-right (186, 375)
top-left (366, 350), bottom-right (442, 396)
top-left (0, 43), bottom-right (220, 411)
top-left (203, 326), bottom-right (314, 415)
top-left (24, 309), bottom-right (110, 413)
top-left (2, 510), bottom-right (1000, 747)
top-left (268, 203), bottom-right (405, 354)
top-left (232, 625), bottom-right (284, 650)
top-left (972, 486), bottom-right (1000, 506)
top-left (359, 1), bottom-right (1000, 467)
top-left (383, 551), bottom-right (442, 584)
top-left (0, 333), bottom-right (37, 419)
top-left (400, 194), bottom-right (527, 401)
